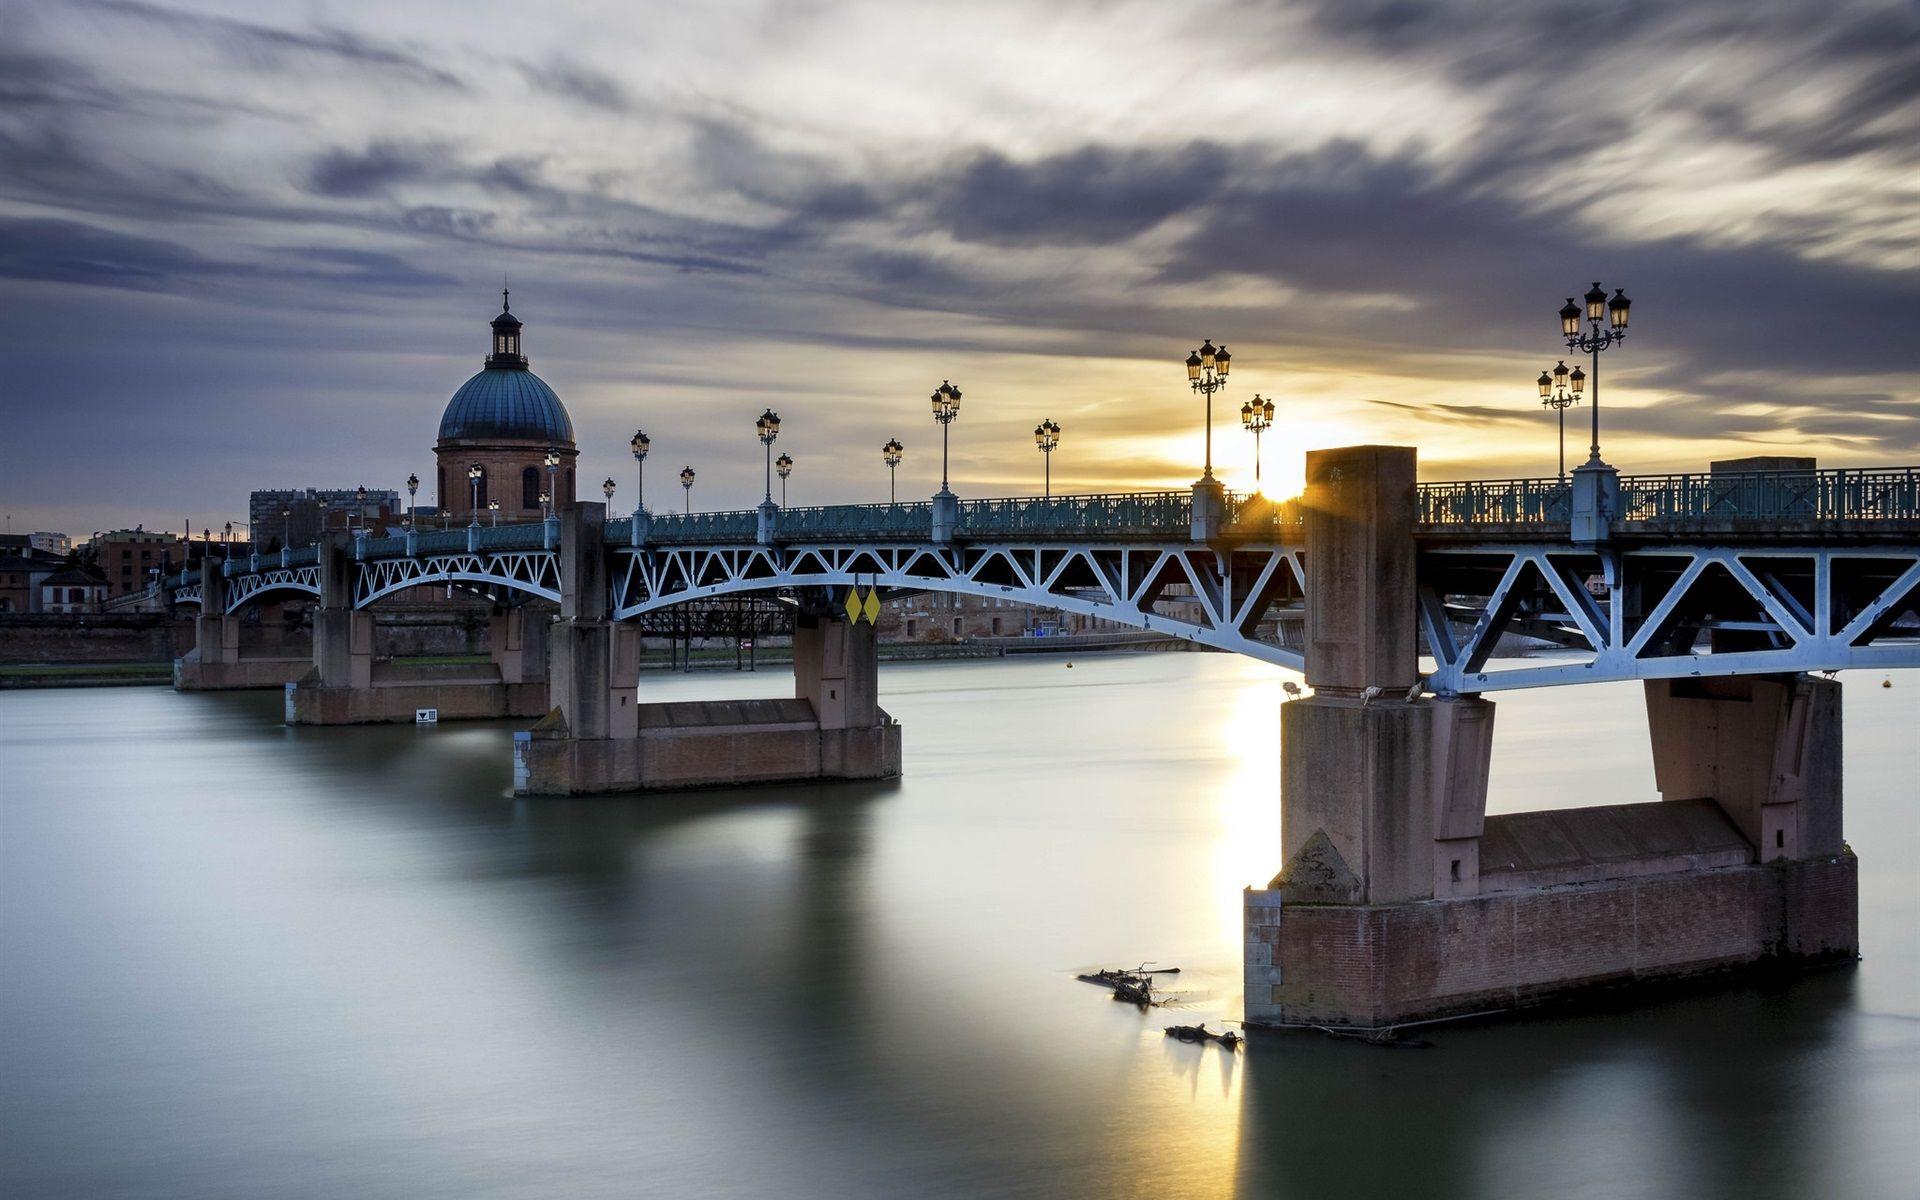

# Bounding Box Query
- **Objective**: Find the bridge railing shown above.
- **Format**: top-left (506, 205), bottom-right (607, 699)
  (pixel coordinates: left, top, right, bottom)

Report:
top-left (645, 509), bottom-right (760, 544)
top-left (476, 522), bottom-right (551, 550)
top-left (1416, 478), bottom-right (1572, 525)
top-left (779, 502), bottom-right (934, 538)
top-left (958, 491), bottom-right (1193, 536)
top-left (1615, 467), bottom-right (1920, 523)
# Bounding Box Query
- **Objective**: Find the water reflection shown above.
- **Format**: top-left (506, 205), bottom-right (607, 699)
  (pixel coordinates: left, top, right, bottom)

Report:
top-left (1, 658), bottom-right (1915, 1199)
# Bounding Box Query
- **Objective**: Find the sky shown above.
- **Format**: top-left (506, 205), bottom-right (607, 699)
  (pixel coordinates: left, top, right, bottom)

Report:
top-left (2, 0), bottom-right (1917, 538)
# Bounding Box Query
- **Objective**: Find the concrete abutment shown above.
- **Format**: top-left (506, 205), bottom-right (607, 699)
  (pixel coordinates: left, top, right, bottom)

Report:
top-left (1245, 445), bottom-right (1857, 1030)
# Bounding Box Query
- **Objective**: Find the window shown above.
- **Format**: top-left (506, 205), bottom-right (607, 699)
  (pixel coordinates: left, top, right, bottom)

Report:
top-left (952, 617), bottom-right (962, 636)
top-left (522, 466), bottom-right (540, 510)
top-left (905, 620), bottom-right (917, 637)
top-left (991, 617), bottom-right (1002, 635)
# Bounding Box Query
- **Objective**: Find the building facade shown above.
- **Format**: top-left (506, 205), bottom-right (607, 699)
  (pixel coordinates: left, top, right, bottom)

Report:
top-left (433, 293), bottom-right (577, 523)
top-left (37, 566), bottom-right (108, 614)
top-left (249, 489), bottom-right (400, 549)
top-left (89, 529), bottom-right (182, 597)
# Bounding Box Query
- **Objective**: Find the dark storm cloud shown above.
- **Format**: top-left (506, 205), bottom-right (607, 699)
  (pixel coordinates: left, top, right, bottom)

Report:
top-left (519, 55), bottom-right (636, 112)
top-left (0, 216), bottom-right (234, 289)
top-left (308, 142), bottom-right (450, 198)
top-left (80, 0), bottom-right (465, 89)
top-left (930, 144), bottom-right (1230, 246)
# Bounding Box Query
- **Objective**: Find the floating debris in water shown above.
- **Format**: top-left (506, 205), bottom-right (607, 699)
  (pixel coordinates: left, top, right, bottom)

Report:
top-left (1164, 1023), bottom-right (1242, 1049)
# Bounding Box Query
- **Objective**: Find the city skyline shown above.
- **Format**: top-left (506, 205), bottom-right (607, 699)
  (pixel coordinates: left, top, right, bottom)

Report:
top-left (3, 0), bottom-right (1918, 537)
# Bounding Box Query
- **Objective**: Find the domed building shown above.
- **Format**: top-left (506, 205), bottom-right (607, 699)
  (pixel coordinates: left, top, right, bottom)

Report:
top-left (435, 293), bottom-right (577, 522)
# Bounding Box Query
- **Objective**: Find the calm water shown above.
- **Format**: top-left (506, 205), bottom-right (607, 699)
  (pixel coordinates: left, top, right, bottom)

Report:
top-left (3, 655), bottom-right (1917, 1199)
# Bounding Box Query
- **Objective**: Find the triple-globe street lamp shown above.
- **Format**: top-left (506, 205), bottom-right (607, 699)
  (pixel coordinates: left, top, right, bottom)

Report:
top-left (544, 447), bottom-right (561, 516)
top-left (1034, 419), bottom-right (1060, 499)
top-left (756, 409), bottom-right (782, 505)
top-left (488, 499), bottom-right (499, 526)
top-left (629, 430), bottom-right (650, 515)
top-left (1183, 339), bottom-right (1231, 480)
top-left (467, 463), bottom-right (483, 528)
top-left (1536, 361), bottom-right (1583, 479)
top-left (1240, 393), bottom-right (1275, 490)
top-left (1557, 281), bottom-right (1631, 465)
top-left (930, 381), bottom-right (961, 494)
top-left (679, 466), bottom-right (696, 513)
top-left (882, 439), bottom-right (904, 504)
top-left (405, 474), bottom-right (419, 529)
top-left (775, 453), bottom-right (793, 507)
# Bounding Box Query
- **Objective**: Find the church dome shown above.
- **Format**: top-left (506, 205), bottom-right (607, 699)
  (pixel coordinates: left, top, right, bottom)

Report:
top-left (435, 292), bottom-right (574, 444)
top-left (438, 368), bottom-right (573, 442)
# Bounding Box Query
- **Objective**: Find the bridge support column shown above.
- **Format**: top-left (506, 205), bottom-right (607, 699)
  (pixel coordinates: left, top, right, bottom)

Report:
top-left (1244, 446), bottom-right (1853, 1031)
top-left (515, 505), bottom-right (899, 796)
top-left (172, 558), bottom-right (311, 690)
top-left (287, 535), bottom-right (550, 724)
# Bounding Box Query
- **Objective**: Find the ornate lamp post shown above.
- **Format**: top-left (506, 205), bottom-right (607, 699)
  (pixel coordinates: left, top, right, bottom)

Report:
top-left (775, 453), bottom-right (793, 507)
top-left (405, 474), bottom-right (418, 529)
top-left (282, 507), bottom-right (292, 548)
top-left (1558, 281), bottom-right (1631, 465)
top-left (882, 439), bottom-right (903, 504)
top-left (354, 485), bottom-right (367, 535)
top-left (756, 409), bottom-right (782, 504)
top-left (930, 381), bottom-right (961, 494)
top-left (438, 508), bottom-right (449, 531)
top-left (544, 446), bottom-right (561, 515)
top-left (629, 429), bottom-right (650, 515)
top-left (679, 466), bottom-right (696, 513)
top-left (487, 499), bottom-right (499, 526)
top-left (603, 478), bottom-right (616, 507)
top-left (1240, 393), bottom-right (1275, 490)
top-left (1183, 339), bottom-right (1231, 480)
top-left (222, 521), bottom-right (232, 561)
top-left (1537, 361), bottom-right (1582, 479)
top-left (538, 489), bottom-right (551, 520)
top-left (467, 463), bottom-right (483, 528)
top-left (1033, 419), bottom-right (1060, 498)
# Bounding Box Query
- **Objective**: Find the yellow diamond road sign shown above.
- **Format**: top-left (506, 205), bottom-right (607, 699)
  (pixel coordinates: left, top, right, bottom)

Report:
top-left (862, 588), bottom-right (882, 624)
top-left (844, 588), bottom-right (863, 623)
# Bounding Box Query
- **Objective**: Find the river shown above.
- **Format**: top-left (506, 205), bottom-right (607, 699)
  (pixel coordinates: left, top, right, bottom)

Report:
top-left (3, 654), bottom-right (1916, 1198)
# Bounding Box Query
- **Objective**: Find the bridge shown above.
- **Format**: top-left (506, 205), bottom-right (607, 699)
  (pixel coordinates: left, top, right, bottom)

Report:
top-left (156, 450), bottom-right (1919, 1030)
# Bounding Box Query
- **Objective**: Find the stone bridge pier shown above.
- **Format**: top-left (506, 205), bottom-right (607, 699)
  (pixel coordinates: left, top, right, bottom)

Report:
top-left (1245, 445), bottom-right (1857, 1029)
top-left (172, 557), bottom-right (312, 691)
top-left (285, 533), bottom-right (549, 724)
top-left (514, 503), bottom-right (900, 796)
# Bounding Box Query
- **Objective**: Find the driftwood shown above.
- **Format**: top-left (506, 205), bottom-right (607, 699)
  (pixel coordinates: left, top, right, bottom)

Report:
top-left (1164, 1024), bottom-right (1242, 1049)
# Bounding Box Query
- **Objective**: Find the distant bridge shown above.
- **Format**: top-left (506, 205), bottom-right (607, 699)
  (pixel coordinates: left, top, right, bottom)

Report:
top-left (159, 466), bottom-right (1920, 693)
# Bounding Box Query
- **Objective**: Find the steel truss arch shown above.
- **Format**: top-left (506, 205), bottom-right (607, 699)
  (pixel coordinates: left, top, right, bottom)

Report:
top-left (610, 540), bottom-right (1309, 670)
top-left (353, 550), bottom-right (561, 608)
top-left (225, 566), bottom-right (321, 613)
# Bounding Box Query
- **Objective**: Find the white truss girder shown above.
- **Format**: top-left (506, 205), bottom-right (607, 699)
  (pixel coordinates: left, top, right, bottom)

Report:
top-left (1424, 544), bottom-right (1920, 693)
top-left (224, 566), bottom-right (320, 613)
top-left (353, 550), bottom-right (561, 607)
top-left (611, 541), bottom-right (1308, 669)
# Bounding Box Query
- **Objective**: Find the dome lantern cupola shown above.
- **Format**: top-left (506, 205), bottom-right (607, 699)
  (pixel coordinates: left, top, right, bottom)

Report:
top-left (486, 286), bottom-right (527, 370)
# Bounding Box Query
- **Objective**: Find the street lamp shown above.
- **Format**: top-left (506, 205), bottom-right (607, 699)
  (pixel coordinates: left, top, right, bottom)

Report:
top-left (930, 381), bottom-right (961, 494)
top-left (1184, 339), bottom-right (1230, 480)
top-left (1558, 281), bottom-right (1631, 465)
top-left (1033, 419), bottom-right (1060, 499)
top-left (487, 499), bottom-right (499, 526)
top-left (222, 521), bottom-right (232, 561)
top-left (775, 453), bottom-right (793, 507)
top-left (438, 508), bottom-right (449, 531)
top-left (603, 477), bottom-right (617, 507)
top-left (629, 429), bottom-right (650, 515)
top-left (1240, 393), bottom-right (1275, 490)
top-left (755, 409), bottom-right (782, 505)
top-left (544, 446), bottom-right (561, 515)
top-left (1537, 361), bottom-right (1583, 479)
top-left (467, 463), bottom-right (482, 528)
top-left (882, 439), bottom-right (903, 504)
top-left (539, 490), bottom-right (551, 520)
top-left (405, 473), bottom-right (418, 529)
top-left (353, 485), bottom-right (367, 535)
top-left (282, 507), bottom-right (292, 549)
top-left (679, 466), bottom-right (696, 513)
